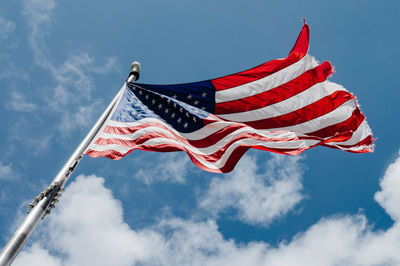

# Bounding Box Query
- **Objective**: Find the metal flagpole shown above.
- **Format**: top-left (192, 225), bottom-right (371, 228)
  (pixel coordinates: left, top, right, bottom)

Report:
top-left (0, 62), bottom-right (141, 266)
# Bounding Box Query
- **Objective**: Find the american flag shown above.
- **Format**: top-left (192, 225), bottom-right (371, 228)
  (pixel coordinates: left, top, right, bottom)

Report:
top-left (86, 23), bottom-right (374, 173)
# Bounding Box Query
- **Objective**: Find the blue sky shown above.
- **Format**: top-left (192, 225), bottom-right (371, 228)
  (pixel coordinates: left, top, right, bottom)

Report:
top-left (1, 0), bottom-right (400, 265)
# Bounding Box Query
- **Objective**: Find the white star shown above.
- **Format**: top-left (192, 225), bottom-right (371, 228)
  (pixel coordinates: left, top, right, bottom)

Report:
top-left (152, 99), bottom-right (156, 104)
top-left (194, 100), bottom-right (199, 105)
top-left (138, 90), bottom-right (142, 95)
top-left (145, 95), bottom-right (149, 100)
top-left (171, 113), bottom-right (176, 118)
top-left (167, 98), bottom-right (171, 103)
top-left (184, 123), bottom-right (188, 128)
top-left (192, 117), bottom-right (197, 122)
top-left (172, 95), bottom-right (178, 99)
top-left (201, 106), bottom-right (206, 110)
top-left (187, 94), bottom-right (192, 99)
top-left (185, 112), bottom-right (189, 117)
top-left (177, 118), bottom-right (182, 123)
top-left (179, 107), bottom-right (183, 113)
top-left (158, 104), bottom-right (162, 109)
top-left (165, 108), bottom-right (169, 114)
top-left (132, 87), bottom-right (136, 90)
top-left (173, 103), bottom-right (177, 108)
top-left (201, 92), bottom-right (207, 97)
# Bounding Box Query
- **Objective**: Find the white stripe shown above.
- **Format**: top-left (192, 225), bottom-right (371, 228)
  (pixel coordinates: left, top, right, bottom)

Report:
top-left (217, 81), bottom-right (347, 122)
top-left (105, 96), bottom-right (356, 140)
top-left (98, 125), bottom-right (298, 142)
top-left (100, 99), bottom-right (357, 143)
top-left (101, 120), bottom-right (298, 141)
top-left (106, 118), bottom-right (231, 141)
top-left (105, 117), bottom-right (298, 141)
top-left (91, 113), bottom-right (373, 169)
top-left (266, 100), bottom-right (357, 134)
top-left (215, 55), bottom-right (318, 103)
top-left (90, 135), bottom-right (316, 155)
top-left (328, 120), bottom-right (372, 146)
top-left (326, 144), bottom-right (372, 152)
top-left (92, 124), bottom-right (304, 156)
top-left (89, 137), bottom-right (321, 170)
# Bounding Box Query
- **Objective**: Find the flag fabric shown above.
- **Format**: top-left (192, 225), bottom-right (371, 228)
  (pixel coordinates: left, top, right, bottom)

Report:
top-left (85, 22), bottom-right (374, 173)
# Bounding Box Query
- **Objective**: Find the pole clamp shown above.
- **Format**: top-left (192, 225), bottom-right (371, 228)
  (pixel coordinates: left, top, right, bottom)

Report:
top-left (27, 182), bottom-right (63, 219)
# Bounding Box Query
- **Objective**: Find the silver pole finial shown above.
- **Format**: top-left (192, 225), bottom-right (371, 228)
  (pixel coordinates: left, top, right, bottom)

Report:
top-left (127, 61), bottom-right (141, 82)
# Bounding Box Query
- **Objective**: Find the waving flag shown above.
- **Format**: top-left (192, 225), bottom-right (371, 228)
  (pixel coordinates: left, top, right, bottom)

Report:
top-left (85, 22), bottom-right (374, 173)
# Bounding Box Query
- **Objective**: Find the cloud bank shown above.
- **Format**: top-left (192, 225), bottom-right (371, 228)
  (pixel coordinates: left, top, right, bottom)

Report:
top-left (12, 151), bottom-right (400, 266)
top-left (200, 154), bottom-right (305, 226)
top-left (14, 0), bottom-right (117, 137)
top-left (133, 153), bottom-right (191, 185)
top-left (0, 161), bottom-right (19, 180)
top-left (0, 17), bottom-right (16, 40)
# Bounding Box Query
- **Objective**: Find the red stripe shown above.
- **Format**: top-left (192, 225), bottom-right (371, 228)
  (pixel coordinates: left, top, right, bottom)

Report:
top-left (101, 118), bottom-right (349, 154)
top-left (86, 149), bottom-right (125, 160)
top-left (215, 61), bottom-right (333, 114)
top-left (212, 23), bottom-right (310, 91)
top-left (86, 127), bottom-right (368, 174)
top-left (87, 134), bottom-right (311, 173)
top-left (86, 144), bottom-right (310, 172)
top-left (306, 108), bottom-right (365, 139)
top-left (86, 125), bottom-right (358, 173)
top-left (337, 135), bottom-right (374, 149)
top-left (86, 146), bottom-right (251, 173)
top-left (242, 90), bottom-right (355, 129)
top-left (322, 135), bottom-right (374, 153)
top-left (94, 130), bottom-right (319, 162)
top-left (104, 122), bottom-right (248, 148)
top-left (86, 22), bottom-right (374, 173)
top-left (92, 122), bottom-right (349, 169)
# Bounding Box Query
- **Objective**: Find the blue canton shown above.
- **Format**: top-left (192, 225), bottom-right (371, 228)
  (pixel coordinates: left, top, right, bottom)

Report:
top-left (111, 83), bottom-right (212, 133)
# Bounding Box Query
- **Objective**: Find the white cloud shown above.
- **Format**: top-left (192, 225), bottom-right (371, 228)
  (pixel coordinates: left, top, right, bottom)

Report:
top-left (0, 161), bottom-right (19, 180)
top-left (21, 0), bottom-right (117, 136)
top-left (22, 0), bottom-right (56, 69)
top-left (199, 154), bottom-right (305, 226)
top-left (13, 151), bottom-right (400, 266)
top-left (133, 153), bottom-right (191, 184)
top-left (8, 118), bottom-right (52, 156)
top-left (374, 151), bottom-right (400, 221)
top-left (14, 244), bottom-right (62, 266)
top-left (145, 218), bottom-right (270, 266)
top-left (0, 17), bottom-right (16, 40)
top-left (14, 175), bottom-right (157, 266)
top-left (14, 174), bottom-right (271, 266)
top-left (1, 0), bottom-right (117, 159)
top-left (8, 91), bottom-right (38, 112)
top-left (56, 99), bottom-right (103, 136)
top-left (40, 51), bottom-right (113, 136)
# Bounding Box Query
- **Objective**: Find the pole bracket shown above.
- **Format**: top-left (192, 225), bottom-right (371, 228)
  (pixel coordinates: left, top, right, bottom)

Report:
top-left (27, 181), bottom-right (63, 218)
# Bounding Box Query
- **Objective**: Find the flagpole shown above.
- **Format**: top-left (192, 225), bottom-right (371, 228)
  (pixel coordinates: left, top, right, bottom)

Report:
top-left (0, 62), bottom-right (141, 266)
